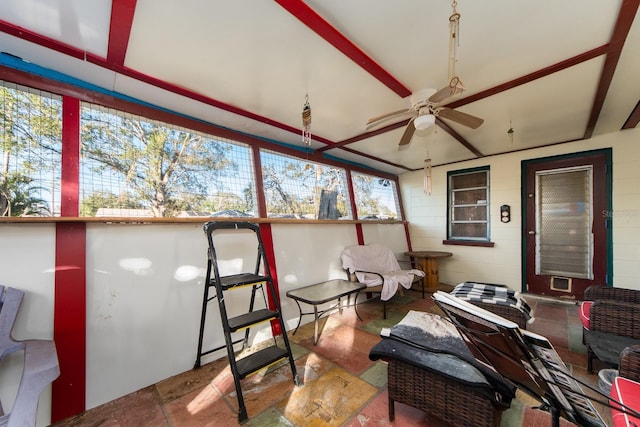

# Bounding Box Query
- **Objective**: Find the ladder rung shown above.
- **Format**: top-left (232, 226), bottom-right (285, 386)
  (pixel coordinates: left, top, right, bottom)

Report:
top-left (228, 309), bottom-right (278, 332)
top-left (236, 346), bottom-right (288, 379)
top-left (213, 273), bottom-right (268, 290)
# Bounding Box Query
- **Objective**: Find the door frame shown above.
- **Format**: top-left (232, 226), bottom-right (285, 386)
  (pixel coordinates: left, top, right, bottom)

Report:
top-left (520, 148), bottom-right (613, 294)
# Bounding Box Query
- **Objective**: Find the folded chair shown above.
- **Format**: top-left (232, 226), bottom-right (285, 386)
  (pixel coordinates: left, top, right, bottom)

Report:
top-left (0, 286), bottom-right (60, 427)
top-left (449, 282), bottom-right (533, 329)
top-left (341, 244), bottom-right (424, 318)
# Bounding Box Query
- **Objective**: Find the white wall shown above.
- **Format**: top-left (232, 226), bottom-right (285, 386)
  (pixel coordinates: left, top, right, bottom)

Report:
top-left (0, 221), bottom-right (414, 418)
top-left (400, 128), bottom-right (640, 291)
top-left (0, 224), bottom-right (56, 426)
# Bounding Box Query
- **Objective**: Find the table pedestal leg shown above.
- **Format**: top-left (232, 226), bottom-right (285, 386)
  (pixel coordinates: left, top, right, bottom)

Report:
top-left (423, 259), bottom-right (440, 292)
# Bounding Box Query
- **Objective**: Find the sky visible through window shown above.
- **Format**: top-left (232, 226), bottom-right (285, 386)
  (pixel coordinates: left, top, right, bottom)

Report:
top-left (1, 81), bottom-right (401, 220)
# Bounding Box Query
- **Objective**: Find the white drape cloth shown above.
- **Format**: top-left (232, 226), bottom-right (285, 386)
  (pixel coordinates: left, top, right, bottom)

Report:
top-left (341, 243), bottom-right (424, 301)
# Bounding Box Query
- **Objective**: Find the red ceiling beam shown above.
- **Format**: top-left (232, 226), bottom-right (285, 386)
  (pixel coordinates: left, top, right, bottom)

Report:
top-left (0, 10), bottom-right (417, 171)
top-left (315, 120), bottom-right (408, 153)
top-left (446, 44), bottom-right (609, 110)
top-left (623, 100), bottom-right (640, 129)
top-left (275, 0), bottom-right (411, 98)
top-left (319, 44), bottom-right (609, 154)
top-left (106, 0), bottom-right (137, 66)
top-left (584, 0), bottom-right (640, 139)
top-left (339, 146), bottom-right (415, 172)
top-left (436, 118), bottom-right (484, 158)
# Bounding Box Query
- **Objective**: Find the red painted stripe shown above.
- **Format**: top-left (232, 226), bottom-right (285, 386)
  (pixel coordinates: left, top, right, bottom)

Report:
top-left (355, 224), bottom-right (364, 245)
top-left (52, 223), bottom-right (86, 421)
top-left (52, 98), bottom-right (86, 421)
top-left (107, 0), bottom-right (137, 65)
top-left (0, 19), bottom-right (85, 60)
top-left (275, 0), bottom-right (411, 98)
top-left (60, 97), bottom-right (80, 216)
top-left (346, 171), bottom-right (365, 244)
top-left (252, 146), bottom-right (268, 218)
top-left (259, 223), bottom-right (283, 336)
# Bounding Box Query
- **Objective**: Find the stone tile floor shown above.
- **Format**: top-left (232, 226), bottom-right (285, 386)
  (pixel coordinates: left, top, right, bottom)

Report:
top-left (52, 287), bottom-right (615, 426)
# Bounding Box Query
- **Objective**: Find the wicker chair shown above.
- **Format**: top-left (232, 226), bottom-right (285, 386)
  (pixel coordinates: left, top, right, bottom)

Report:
top-left (370, 311), bottom-right (513, 427)
top-left (619, 345), bottom-right (640, 382)
top-left (581, 285), bottom-right (640, 331)
top-left (585, 299), bottom-right (640, 372)
top-left (387, 359), bottom-right (506, 427)
top-left (584, 285), bottom-right (640, 304)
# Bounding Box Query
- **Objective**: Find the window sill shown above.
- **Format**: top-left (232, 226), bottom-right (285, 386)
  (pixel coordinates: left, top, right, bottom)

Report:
top-left (442, 239), bottom-right (495, 248)
top-left (0, 216), bottom-right (407, 225)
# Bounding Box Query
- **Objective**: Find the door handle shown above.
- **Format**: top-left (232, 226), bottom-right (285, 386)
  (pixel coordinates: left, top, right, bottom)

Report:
top-left (528, 230), bottom-right (535, 235)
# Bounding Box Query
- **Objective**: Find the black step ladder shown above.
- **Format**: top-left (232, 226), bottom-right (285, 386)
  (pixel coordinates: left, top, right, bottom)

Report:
top-left (194, 221), bottom-right (301, 423)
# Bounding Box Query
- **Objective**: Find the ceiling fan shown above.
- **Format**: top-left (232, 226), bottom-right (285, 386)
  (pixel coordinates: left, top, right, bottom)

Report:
top-left (365, 79), bottom-right (484, 147)
top-left (365, 0), bottom-right (484, 147)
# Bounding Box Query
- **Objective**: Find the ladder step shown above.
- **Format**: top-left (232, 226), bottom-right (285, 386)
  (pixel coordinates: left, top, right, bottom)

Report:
top-left (213, 273), bottom-right (269, 290)
top-left (228, 309), bottom-right (278, 332)
top-left (236, 345), bottom-right (289, 379)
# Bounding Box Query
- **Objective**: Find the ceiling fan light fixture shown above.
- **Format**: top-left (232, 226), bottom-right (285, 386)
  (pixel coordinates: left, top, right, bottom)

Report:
top-left (414, 114), bottom-right (436, 130)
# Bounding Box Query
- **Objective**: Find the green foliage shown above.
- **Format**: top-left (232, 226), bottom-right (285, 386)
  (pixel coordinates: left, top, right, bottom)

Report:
top-left (261, 156), bottom-right (350, 218)
top-left (79, 192), bottom-right (144, 217)
top-left (0, 173), bottom-right (50, 216)
top-left (81, 107), bottom-right (241, 217)
top-left (1, 85), bottom-right (61, 216)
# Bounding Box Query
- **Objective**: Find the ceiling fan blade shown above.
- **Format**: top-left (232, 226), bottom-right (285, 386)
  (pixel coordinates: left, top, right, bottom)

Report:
top-left (366, 109), bottom-right (414, 130)
top-left (398, 119), bottom-right (416, 147)
top-left (436, 107), bottom-right (484, 129)
top-left (428, 86), bottom-right (458, 104)
top-left (428, 77), bottom-right (465, 104)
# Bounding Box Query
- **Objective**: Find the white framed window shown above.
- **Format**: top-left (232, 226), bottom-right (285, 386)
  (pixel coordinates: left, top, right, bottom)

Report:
top-left (447, 167), bottom-right (490, 241)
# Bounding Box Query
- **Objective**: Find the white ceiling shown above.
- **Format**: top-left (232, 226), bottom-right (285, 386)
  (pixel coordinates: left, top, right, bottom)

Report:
top-left (0, 0), bottom-right (638, 175)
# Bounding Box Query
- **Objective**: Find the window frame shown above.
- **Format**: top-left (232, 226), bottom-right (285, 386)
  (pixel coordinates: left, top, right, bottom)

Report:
top-left (444, 166), bottom-right (492, 245)
top-left (0, 75), bottom-right (404, 224)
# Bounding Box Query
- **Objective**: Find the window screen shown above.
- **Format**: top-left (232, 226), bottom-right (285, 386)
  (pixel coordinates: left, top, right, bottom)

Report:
top-left (448, 167), bottom-right (490, 240)
top-left (350, 172), bottom-right (401, 220)
top-left (80, 103), bottom-right (256, 217)
top-left (260, 150), bottom-right (351, 219)
top-left (0, 81), bottom-right (62, 217)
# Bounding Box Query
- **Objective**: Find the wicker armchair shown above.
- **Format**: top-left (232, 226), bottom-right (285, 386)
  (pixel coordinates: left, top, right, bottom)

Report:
top-left (619, 345), bottom-right (640, 383)
top-left (584, 299), bottom-right (640, 372)
top-left (581, 285), bottom-right (640, 331)
top-left (584, 285), bottom-right (640, 304)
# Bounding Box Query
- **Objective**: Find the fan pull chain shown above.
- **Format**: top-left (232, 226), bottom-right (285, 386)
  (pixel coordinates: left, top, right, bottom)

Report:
top-left (302, 93), bottom-right (312, 146)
